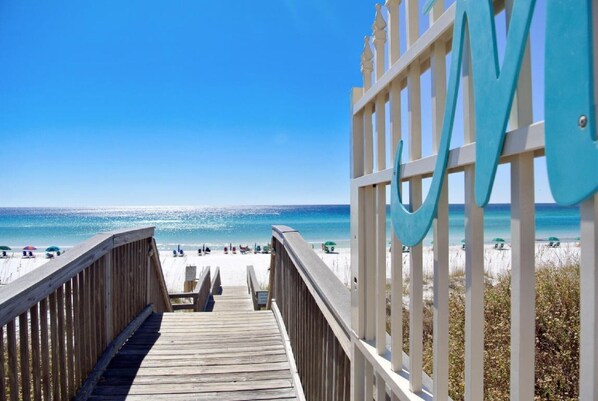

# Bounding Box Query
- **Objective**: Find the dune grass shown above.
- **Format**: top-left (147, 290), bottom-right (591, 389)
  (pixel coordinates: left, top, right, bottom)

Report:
top-left (392, 262), bottom-right (580, 400)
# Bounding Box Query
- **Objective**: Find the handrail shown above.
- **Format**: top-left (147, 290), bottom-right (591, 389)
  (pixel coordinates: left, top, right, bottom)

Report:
top-left (149, 238), bottom-right (173, 312)
top-left (247, 265), bottom-right (259, 310)
top-left (0, 227), bottom-right (154, 328)
top-left (170, 266), bottom-right (211, 312)
top-left (0, 226), bottom-right (171, 401)
top-left (271, 225), bottom-right (351, 353)
top-left (211, 266), bottom-right (222, 295)
top-left (270, 225), bottom-right (351, 401)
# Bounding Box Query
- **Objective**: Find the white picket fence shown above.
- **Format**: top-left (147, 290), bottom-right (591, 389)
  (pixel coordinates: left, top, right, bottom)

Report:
top-left (349, 1), bottom-right (598, 400)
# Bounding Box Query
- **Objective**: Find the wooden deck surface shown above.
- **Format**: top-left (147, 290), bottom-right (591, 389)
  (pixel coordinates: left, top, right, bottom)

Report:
top-left (212, 286), bottom-right (254, 312)
top-left (89, 287), bottom-right (298, 400)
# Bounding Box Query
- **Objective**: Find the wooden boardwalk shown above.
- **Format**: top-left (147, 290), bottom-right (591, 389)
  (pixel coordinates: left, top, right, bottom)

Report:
top-left (212, 286), bottom-right (254, 312)
top-left (89, 286), bottom-right (299, 400)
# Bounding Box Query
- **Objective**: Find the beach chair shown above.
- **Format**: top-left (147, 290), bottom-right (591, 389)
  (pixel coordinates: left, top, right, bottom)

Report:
top-left (232, 246), bottom-right (237, 254)
top-left (224, 246), bottom-right (228, 254)
top-left (22, 251), bottom-right (28, 258)
top-left (29, 251), bottom-right (34, 258)
top-left (205, 247), bottom-right (211, 254)
top-left (402, 245), bottom-right (410, 253)
top-left (179, 249), bottom-right (184, 256)
top-left (46, 253), bottom-right (54, 259)
top-left (198, 249), bottom-right (202, 256)
top-left (1, 251), bottom-right (6, 258)
top-left (262, 245), bottom-right (270, 254)
top-left (57, 251), bottom-right (61, 256)
top-left (172, 250), bottom-right (177, 257)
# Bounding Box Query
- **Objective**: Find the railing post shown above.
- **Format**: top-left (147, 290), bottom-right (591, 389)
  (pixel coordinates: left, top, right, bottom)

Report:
top-left (146, 245), bottom-right (152, 306)
top-left (372, 4), bottom-right (387, 81)
top-left (104, 251), bottom-right (113, 345)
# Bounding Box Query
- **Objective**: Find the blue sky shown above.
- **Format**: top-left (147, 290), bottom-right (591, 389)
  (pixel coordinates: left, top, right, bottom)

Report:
top-left (0, 1), bottom-right (553, 206)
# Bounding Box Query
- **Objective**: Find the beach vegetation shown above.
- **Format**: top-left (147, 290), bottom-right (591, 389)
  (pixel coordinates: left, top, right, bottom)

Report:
top-left (391, 261), bottom-right (580, 400)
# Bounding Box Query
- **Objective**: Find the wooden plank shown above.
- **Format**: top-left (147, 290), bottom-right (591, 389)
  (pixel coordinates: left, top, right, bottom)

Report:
top-left (110, 227), bottom-right (155, 247)
top-left (29, 304), bottom-right (41, 400)
top-left (0, 326), bottom-right (6, 401)
top-left (104, 252), bottom-right (113, 345)
top-left (73, 271), bottom-right (82, 387)
top-left (65, 280), bottom-right (75, 398)
top-left (6, 320), bottom-right (18, 401)
top-left (97, 370), bottom-right (293, 386)
top-left (50, 292), bottom-right (61, 400)
top-left (89, 388), bottom-right (298, 401)
top-left (101, 362), bottom-right (293, 378)
top-left (108, 354), bottom-right (289, 369)
top-left (19, 312), bottom-right (31, 401)
top-left (94, 378), bottom-right (293, 395)
top-left (39, 298), bottom-right (51, 400)
top-left (57, 285), bottom-right (68, 397)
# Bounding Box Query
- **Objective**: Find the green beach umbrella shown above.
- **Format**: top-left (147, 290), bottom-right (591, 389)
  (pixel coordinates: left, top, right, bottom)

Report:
top-left (46, 246), bottom-right (61, 252)
top-left (324, 241), bottom-right (336, 246)
top-left (548, 236), bottom-right (560, 241)
top-left (461, 239), bottom-right (466, 244)
top-left (492, 237), bottom-right (505, 243)
top-left (0, 246), bottom-right (11, 251)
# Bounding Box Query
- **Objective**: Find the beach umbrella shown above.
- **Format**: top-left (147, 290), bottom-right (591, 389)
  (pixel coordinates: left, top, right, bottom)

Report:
top-left (23, 245), bottom-right (37, 251)
top-left (324, 241), bottom-right (337, 246)
top-left (45, 246), bottom-right (61, 252)
top-left (0, 246), bottom-right (11, 251)
top-left (492, 237), bottom-right (505, 243)
top-left (547, 236), bottom-right (560, 241)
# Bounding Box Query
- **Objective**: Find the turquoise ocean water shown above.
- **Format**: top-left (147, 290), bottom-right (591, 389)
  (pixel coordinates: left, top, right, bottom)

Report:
top-left (0, 204), bottom-right (581, 251)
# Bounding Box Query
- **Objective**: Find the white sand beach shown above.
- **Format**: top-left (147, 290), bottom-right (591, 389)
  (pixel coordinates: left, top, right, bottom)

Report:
top-left (0, 243), bottom-right (581, 292)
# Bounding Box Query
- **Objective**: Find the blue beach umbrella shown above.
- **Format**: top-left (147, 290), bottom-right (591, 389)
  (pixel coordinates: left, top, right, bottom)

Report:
top-left (46, 246), bottom-right (61, 252)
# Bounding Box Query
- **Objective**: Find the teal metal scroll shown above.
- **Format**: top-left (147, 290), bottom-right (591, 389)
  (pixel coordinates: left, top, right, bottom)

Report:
top-left (391, 0), bottom-right (536, 246)
top-left (545, 0), bottom-right (598, 205)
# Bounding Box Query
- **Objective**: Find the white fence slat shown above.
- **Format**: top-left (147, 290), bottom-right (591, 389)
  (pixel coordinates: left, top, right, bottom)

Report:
top-left (376, 95), bottom-right (386, 171)
top-left (365, 360), bottom-right (374, 401)
top-left (364, 104), bottom-right (374, 175)
top-left (580, 195), bottom-right (598, 401)
top-left (409, 177), bottom-right (423, 393)
top-left (464, 166), bottom-right (484, 401)
top-left (376, 185), bottom-right (387, 355)
top-left (510, 153), bottom-right (535, 401)
top-left (405, 0), bottom-right (419, 48)
top-left (351, 341), bottom-right (366, 401)
top-left (385, 0), bottom-right (401, 65)
top-left (390, 224), bottom-right (402, 372)
top-left (462, 29), bottom-right (484, 401)
top-left (431, 35), bottom-right (449, 400)
top-left (351, 185), bottom-right (367, 339)
top-left (365, 186), bottom-right (376, 342)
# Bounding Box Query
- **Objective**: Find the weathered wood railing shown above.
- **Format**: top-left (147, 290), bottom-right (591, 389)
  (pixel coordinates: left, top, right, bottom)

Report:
top-left (247, 265), bottom-right (260, 310)
top-left (169, 266), bottom-right (212, 312)
top-left (211, 266), bottom-right (222, 296)
top-left (0, 227), bottom-right (172, 401)
top-left (269, 226), bottom-right (351, 401)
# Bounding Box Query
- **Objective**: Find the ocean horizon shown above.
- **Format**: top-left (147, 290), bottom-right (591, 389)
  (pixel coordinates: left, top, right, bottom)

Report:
top-left (0, 204), bottom-right (580, 251)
